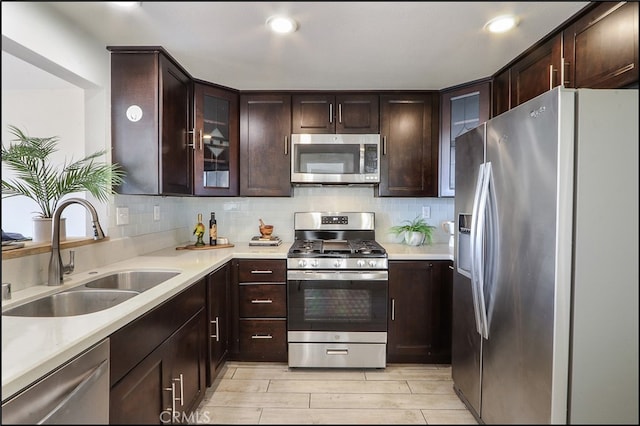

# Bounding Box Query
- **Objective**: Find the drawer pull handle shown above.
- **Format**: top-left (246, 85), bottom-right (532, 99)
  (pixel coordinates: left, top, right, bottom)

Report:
top-left (250, 270), bottom-right (273, 274)
top-left (251, 299), bottom-right (273, 304)
top-left (326, 349), bottom-right (348, 356)
top-left (251, 334), bottom-right (273, 339)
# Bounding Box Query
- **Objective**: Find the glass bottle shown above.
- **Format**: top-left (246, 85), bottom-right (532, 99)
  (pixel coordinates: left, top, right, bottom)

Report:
top-left (194, 213), bottom-right (205, 247)
top-left (209, 212), bottom-right (217, 246)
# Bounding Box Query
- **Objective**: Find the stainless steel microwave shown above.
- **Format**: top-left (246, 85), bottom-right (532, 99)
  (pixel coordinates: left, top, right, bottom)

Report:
top-left (290, 134), bottom-right (380, 184)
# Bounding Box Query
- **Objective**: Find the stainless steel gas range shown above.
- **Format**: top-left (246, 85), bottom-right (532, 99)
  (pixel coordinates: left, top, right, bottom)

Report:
top-left (286, 212), bottom-right (388, 369)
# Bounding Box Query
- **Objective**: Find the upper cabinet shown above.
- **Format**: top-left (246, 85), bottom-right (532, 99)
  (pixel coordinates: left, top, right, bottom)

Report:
top-left (563, 1), bottom-right (639, 89)
top-left (492, 1), bottom-right (638, 117)
top-left (239, 93), bottom-right (292, 197)
top-left (377, 93), bottom-right (439, 197)
top-left (193, 81), bottom-right (239, 196)
top-left (510, 34), bottom-right (563, 108)
top-left (439, 80), bottom-right (491, 197)
top-left (292, 93), bottom-right (379, 134)
top-left (109, 47), bottom-right (193, 195)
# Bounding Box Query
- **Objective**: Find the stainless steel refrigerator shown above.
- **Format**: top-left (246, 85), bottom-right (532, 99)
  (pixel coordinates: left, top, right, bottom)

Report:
top-left (452, 87), bottom-right (638, 424)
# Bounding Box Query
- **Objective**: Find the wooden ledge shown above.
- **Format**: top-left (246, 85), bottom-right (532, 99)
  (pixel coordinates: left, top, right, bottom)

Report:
top-left (2, 237), bottom-right (110, 260)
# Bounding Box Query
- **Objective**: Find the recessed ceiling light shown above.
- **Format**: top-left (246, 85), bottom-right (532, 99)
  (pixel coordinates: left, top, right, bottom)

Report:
top-left (266, 15), bottom-right (299, 34)
top-left (485, 15), bottom-right (518, 33)
top-left (111, 2), bottom-right (142, 9)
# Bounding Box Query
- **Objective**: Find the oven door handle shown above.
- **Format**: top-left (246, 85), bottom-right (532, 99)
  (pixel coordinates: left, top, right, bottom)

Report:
top-left (287, 270), bottom-right (388, 281)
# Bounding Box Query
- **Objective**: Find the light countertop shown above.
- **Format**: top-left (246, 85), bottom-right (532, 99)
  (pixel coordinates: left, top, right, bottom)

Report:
top-left (1, 242), bottom-right (452, 400)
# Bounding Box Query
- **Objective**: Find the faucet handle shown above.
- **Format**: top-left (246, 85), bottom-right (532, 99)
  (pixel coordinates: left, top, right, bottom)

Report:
top-left (63, 250), bottom-right (75, 275)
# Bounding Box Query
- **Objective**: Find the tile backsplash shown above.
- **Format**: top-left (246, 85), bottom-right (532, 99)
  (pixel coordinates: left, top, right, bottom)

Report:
top-left (2, 188), bottom-right (453, 290)
top-left (109, 187), bottom-right (454, 245)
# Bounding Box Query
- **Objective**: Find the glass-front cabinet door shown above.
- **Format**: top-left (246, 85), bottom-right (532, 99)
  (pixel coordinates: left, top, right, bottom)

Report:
top-left (193, 82), bottom-right (239, 196)
top-left (439, 80), bottom-right (490, 197)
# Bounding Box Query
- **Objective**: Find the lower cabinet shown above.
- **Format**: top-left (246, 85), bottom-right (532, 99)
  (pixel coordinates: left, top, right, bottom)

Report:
top-left (232, 259), bottom-right (287, 362)
top-left (206, 262), bottom-right (230, 386)
top-left (387, 260), bottom-right (453, 364)
top-left (109, 280), bottom-right (207, 424)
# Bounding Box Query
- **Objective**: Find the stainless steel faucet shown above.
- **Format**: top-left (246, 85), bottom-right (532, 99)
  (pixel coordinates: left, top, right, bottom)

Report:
top-left (48, 198), bottom-right (106, 286)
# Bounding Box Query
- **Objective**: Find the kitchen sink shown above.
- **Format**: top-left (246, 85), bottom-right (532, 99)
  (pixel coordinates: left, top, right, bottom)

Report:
top-left (2, 270), bottom-right (180, 317)
top-left (2, 289), bottom-right (140, 317)
top-left (82, 270), bottom-right (180, 293)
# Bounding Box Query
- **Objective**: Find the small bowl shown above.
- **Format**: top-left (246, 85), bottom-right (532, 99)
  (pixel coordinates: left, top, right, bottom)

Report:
top-left (259, 225), bottom-right (274, 237)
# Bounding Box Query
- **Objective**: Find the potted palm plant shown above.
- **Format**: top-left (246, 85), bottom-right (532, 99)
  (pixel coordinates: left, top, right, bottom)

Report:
top-left (1, 125), bottom-right (125, 242)
top-left (390, 216), bottom-right (436, 246)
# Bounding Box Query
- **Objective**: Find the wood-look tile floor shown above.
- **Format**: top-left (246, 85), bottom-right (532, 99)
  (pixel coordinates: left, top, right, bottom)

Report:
top-left (194, 362), bottom-right (478, 424)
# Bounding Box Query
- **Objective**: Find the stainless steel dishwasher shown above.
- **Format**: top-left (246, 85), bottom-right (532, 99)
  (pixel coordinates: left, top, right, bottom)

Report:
top-left (2, 338), bottom-right (110, 424)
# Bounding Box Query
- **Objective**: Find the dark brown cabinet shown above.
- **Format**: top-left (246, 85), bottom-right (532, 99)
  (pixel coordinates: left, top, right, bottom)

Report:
top-left (233, 259), bottom-right (287, 362)
top-left (109, 280), bottom-right (206, 424)
top-left (492, 2), bottom-right (638, 117)
top-left (387, 260), bottom-right (453, 364)
top-left (377, 93), bottom-right (440, 197)
top-left (109, 47), bottom-right (193, 195)
top-left (509, 34), bottom-right (563, 108)
top-left (193, 81), bottom-right (239, 196)
top-left (206, 263), bottom-right (230, 386)
top-left (292, 93), bottom-right (379, 134)
top-left (239, 93), bottom-right (292, 196)
top-left (439, 80), bottom-right (491, 197)
top-left (563, 1), bottom-right (639, 89)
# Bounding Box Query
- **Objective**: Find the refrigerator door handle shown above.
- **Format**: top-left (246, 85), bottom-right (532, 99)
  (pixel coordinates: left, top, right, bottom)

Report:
top-left (475, 161), bottom-right (493, 339)
top-left (470, 163), bottom-right (486, 336)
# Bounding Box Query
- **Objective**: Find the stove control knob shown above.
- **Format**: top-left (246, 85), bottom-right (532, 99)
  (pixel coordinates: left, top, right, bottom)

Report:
top-left (334, 259), bottom-right (343, 268)
top-left (310, 260), bottom-right (319, 268)
top-left (357, 259), bottom-right (366, 267)
top-left (368, 260), bottom-right (377, 268)
top-left (298, 260), bottom-right (307, 268)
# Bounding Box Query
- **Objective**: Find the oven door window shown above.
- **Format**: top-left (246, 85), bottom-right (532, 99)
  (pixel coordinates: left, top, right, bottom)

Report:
top-left (288, 278), bottom-right (387, 332)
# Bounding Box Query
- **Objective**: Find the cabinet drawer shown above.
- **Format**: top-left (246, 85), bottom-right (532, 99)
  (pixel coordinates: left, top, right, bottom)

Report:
top-left (239, 283), bottom-right (286, 317)
top-left (238, 319), bottom-right (287, 361)
top-left (238, 259), bottom-right (286, 282)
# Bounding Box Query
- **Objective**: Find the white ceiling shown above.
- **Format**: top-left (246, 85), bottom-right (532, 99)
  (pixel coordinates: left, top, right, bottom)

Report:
top-left (13, 2), bottom-right (590, 91)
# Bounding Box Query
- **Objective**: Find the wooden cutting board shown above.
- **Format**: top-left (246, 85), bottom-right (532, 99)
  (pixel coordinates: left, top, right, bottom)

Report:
top-left (176, 243), bottom-right (234, 250)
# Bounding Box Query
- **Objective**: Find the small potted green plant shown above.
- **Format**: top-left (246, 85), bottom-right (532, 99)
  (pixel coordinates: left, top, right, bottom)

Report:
top-left (390, 216), bottom-right (435, 246)
top-left (1, 125), bottom-right (125, 241)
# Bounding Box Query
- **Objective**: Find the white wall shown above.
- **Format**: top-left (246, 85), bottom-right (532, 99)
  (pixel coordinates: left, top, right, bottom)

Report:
top-left (1, 1), bottom-right (112, 238)
top-left (1, 84), bottom-right (87, 237)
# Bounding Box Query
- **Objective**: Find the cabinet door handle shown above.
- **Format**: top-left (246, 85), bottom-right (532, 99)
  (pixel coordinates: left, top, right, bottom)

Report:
top-left (251, 270), bottom-right (273, 274)
top-left (251, 299), bottom-right (273, 304)
top-left (329, 103), bottom-right (333, 124)
top-left (198, 129), bottom-right (203, 151)
top-left (284, 135), bottom-right (288, 156)
top-left (210, 317), bottom-right (219, 341)
top-left (338, 103), bottom-right (343, 124)
top-left (391, 298), bottom-right (395, 321)
top-left (549, 64), bottom-right (558, 90)
top-left (251, 334), bottom-right (273, 339)
top-left (164, 382), bottom-right (176, 414)
top-left (186, 128), bottom-right (196, 149)
top-left (562, 57), bottom-right (570, 86)
top-left (382, 136), bottom-right (387, 155)
top-left (174, 374), bottom-right (184, 406)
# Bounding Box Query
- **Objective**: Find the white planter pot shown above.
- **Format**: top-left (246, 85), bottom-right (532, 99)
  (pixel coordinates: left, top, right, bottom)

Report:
top-left (404, 231), bottom-right (425, 246)
top-left (33, 218), bottom-right (66, 243)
